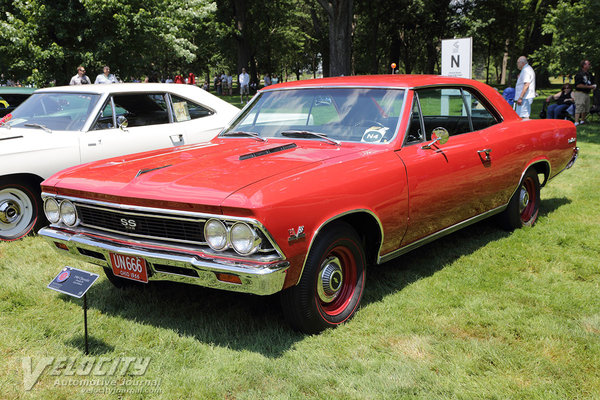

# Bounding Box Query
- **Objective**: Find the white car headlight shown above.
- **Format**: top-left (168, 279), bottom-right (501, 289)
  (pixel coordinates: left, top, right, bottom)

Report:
top-left (44, 198), bottom-right (60, 224)
top-left (204, 219), bottom-right (228, 251)
top-left (230, 222), bottom-right (261, 255)
top-left (59, 200), bottom-right (78, 227)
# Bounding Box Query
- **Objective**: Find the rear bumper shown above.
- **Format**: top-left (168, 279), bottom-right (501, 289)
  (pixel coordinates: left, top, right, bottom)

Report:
top-left (39, 227), bottom-right (289, 295)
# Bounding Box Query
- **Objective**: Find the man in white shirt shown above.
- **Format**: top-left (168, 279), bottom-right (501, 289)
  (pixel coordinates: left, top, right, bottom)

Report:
top-left (69, 66), bottom-right (91, 85)
top-left (515, 56), bottom-right (536, 120)
top-left (239, 68), bottom-right (250, 104)
top-left (94, 65), bottom-right (118, 84)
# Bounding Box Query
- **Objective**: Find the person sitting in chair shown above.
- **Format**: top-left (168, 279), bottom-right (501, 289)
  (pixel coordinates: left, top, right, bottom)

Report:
top-left (545, 83), bottom-right (574, 119)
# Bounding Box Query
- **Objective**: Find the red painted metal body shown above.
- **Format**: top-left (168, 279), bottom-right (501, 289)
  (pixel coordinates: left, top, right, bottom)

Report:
top-left (41, 75), bottom-right (577, 291)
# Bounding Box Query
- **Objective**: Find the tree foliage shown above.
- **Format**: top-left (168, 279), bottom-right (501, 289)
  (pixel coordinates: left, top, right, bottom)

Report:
top-left (0, 0), bottom-right (597, 86)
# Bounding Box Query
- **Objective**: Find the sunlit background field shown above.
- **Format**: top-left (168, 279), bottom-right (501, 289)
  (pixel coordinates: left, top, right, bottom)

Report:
top-left (1, 119), bottom-right (598, 399)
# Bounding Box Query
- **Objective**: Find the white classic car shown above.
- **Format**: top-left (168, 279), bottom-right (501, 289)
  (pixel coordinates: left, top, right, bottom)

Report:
top-left (0, 83), bottom-right (239, 240)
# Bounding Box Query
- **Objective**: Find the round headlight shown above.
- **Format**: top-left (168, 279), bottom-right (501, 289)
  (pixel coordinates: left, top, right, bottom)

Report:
top-left (59, 200), bottom-right (78, 227)
top-left (204, 219), bottom-right (228, 251)
top-left (230, 222), bottom-right (260, 255)
top-left (44, 198), bottom-right (60, 224)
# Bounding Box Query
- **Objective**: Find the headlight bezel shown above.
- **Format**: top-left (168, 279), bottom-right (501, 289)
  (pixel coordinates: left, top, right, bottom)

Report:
top-left (230, 222), bottom-right (262, 256)
top-left (43, 197), bottom-right (61, 224)
top-left (204, 218), bottom-right (229, 251)
top-left (59, 200), bottom-right (79, 227)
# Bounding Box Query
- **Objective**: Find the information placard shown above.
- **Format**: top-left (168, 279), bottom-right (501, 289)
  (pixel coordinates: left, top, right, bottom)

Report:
top-left (48, 267), bottom-right (99, 298)
top-left (441, 37), bottom-right (472, 79)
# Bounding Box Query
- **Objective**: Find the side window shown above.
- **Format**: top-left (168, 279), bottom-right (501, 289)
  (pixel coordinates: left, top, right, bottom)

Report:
top-left (91, 100), bottom-right (115, 130)
top-left (462, 89), bottom-right (499, 131)
top-left (405, 95), bottom-right (424, 144)
top-left (171, 95), bottom-right (213, 122)
top-left (112, 93), bottom-right (170, 127)
top-left (416, 88), bottom-right (470, 138)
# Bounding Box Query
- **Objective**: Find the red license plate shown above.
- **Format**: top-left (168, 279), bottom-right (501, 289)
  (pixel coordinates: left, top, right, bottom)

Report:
top-left (109, 253), bottom-right (148, 283)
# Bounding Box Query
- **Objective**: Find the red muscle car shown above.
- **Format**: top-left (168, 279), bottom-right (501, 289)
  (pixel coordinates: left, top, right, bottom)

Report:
top-left (39, 75), bottom-right (578, 333)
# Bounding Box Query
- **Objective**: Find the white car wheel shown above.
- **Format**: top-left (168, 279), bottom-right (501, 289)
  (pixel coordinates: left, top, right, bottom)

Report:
top-left (0, 185), bottom-right (38, 240)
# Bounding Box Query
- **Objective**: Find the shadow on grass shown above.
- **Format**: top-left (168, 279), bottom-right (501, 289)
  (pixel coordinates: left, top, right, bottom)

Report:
top-left (65, 335), bottom-right (115, 355)
top-left (59, 197), bottom-right (572, 358)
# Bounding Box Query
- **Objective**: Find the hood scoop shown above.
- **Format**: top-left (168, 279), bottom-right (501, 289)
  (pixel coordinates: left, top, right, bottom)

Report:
top-left (239, 143), bottom-right (297, 161)
top-left (135, 164), bottom-right (172, 178)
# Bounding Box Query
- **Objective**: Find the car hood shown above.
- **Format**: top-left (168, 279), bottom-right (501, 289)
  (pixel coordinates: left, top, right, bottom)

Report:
top-left (0, 127), bottom-right (73, 156)
top-left (44, 139), bottom-right (366, 208)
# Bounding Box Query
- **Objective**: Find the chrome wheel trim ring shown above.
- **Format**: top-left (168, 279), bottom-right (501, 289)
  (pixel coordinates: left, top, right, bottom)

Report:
top-left (0, 188), bottom-right (34, 238)
top-left (317, 256), bottom-right (344, 303)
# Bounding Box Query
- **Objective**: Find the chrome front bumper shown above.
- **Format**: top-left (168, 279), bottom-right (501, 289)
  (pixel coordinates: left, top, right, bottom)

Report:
top-left (39, 227), bottom-right (289, 295)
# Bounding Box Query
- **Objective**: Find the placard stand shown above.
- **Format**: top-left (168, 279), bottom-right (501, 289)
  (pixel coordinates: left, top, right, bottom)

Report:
top-left (48, 267), bottom-right (99, 355)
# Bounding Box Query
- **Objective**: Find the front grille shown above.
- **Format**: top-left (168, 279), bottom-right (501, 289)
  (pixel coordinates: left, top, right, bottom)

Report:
top-left (69, 201), bottom-right (280, 261)
top-left (77, 204), bottom-right (206, 245)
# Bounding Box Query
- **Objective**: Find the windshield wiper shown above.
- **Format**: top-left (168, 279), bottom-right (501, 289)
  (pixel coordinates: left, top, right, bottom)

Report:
top-left (221, 131), bottom-right (267, 142)
top-left (24, 123), bottom-right (52, 133)
top-left (281, 130), bottom-right (340, 146)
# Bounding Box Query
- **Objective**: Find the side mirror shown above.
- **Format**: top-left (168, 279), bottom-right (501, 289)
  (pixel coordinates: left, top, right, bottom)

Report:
top-left (117, 115), bottom-right (128, 130)
top-left (422, 127), bottom-right (449, 149)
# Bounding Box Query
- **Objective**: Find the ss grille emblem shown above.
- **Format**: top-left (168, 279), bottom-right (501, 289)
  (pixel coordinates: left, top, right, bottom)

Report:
top-left (120, 218), bottom-right (137, 229)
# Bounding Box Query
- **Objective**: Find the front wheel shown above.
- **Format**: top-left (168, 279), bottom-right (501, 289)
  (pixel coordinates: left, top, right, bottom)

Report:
top-left (498, 168), bottom-right (540, 230)
top-left (0, 181), bottom-right (42, 241)
top-left (280, 222), bottom-right (366, 334)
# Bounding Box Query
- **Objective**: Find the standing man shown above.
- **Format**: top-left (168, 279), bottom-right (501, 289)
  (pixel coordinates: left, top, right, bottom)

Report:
top-left (69, 66), bottom-right (91, 85)
top-left (94, 66), bottom-right (117, 84)
top-left (515, 56), bottom-right (536, 120)
top-left (239, 67), bottom-right (250, 104)
top-left (573, 59), bottom-right (596, 126)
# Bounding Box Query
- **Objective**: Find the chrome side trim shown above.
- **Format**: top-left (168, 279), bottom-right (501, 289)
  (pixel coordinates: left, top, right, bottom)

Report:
top-left (296, 209), bottom-right (385, 285)
top-left (39, 227), bottom-right (289, 296)
top-left (378, 205), bottom-right (506, 264)
top-left (41, 193), bottom-right (285, 260)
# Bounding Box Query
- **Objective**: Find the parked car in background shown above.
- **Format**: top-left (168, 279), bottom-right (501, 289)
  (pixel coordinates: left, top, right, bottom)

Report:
top-left (0, 83), bottom-right (239, 240)
top-left (39, 75), bottom-right (578, 333)
top-left (0, 86), bottom-right (35, 117)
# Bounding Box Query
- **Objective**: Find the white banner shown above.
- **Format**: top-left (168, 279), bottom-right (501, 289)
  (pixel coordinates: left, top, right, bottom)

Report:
top-left (441, 38), bottom-right (472, 79)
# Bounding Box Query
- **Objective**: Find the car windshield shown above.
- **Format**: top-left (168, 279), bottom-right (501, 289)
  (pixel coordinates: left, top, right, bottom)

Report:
top-left (4, 92), bottom-right (101, 131)
top-left (222, 88), bottom-right (406, 144)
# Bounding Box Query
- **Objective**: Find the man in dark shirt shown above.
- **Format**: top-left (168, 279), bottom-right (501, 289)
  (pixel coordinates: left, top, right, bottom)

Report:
top-left (573, 59), bottom-right (596, 126)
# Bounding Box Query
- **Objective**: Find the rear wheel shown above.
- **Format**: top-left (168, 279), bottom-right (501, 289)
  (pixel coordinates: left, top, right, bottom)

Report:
top-left (498, 168), bottom-right (540, 230)
top-left (0, 180), bottom-right (43, 241)
top-left (280, 222), bottom-right (366, 334)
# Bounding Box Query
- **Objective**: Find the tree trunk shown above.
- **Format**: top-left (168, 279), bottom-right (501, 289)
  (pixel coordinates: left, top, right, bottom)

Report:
top-left (232, 0), bottom-right (251, 73)
top-left (317, 0), bottom-right (353, 76)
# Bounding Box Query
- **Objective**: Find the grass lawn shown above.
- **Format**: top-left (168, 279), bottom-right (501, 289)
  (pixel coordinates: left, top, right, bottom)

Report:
top-left (1, 109), bottom-right (599, 399)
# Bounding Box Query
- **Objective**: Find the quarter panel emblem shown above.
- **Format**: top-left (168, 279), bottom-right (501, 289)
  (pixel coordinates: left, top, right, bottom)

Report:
top-left (288, 226), bottom-right (305, 242)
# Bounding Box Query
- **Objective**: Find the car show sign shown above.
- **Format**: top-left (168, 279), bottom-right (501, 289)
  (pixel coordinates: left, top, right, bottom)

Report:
top-left (48, 266), bottom-right (99, 298)
top-left (441, 37), bottom-right (472, 79)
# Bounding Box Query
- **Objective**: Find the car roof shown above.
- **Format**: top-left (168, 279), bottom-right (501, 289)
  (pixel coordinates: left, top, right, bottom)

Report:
top-left (263, 74), bottom-right (491, 90)
top-left (34, 83), bottom-right (209, 96)
top-left (0, 86), bottom-right (37, 94)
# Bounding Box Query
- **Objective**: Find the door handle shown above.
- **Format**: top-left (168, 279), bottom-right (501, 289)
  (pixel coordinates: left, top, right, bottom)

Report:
top-left (477, 148), bottom-right (492, 161)
top-left (170, 134), bottom-right (183, 143)
top-left (88, 139), bottom-right (102, 146)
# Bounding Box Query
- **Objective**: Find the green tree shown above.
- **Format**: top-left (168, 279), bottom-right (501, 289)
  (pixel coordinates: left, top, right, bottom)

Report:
top-left (533, 0), bottom-right (600, 77)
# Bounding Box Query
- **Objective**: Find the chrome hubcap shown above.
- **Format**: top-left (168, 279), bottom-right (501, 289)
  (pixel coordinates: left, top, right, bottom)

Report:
top-left (0, 200), bottom-right (21, 224)
top-left (0, 187), bottom-right (34, 238)
top-left (519, 187), bottom-right (529, 214)
top-left (317, 256), bottom-right (344, 303)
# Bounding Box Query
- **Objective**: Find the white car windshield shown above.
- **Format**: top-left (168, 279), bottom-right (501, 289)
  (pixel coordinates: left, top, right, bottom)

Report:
top-left (222, 88), bottom-right (406, 144)
top-left (4, 92), bottom-right (101, 131)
